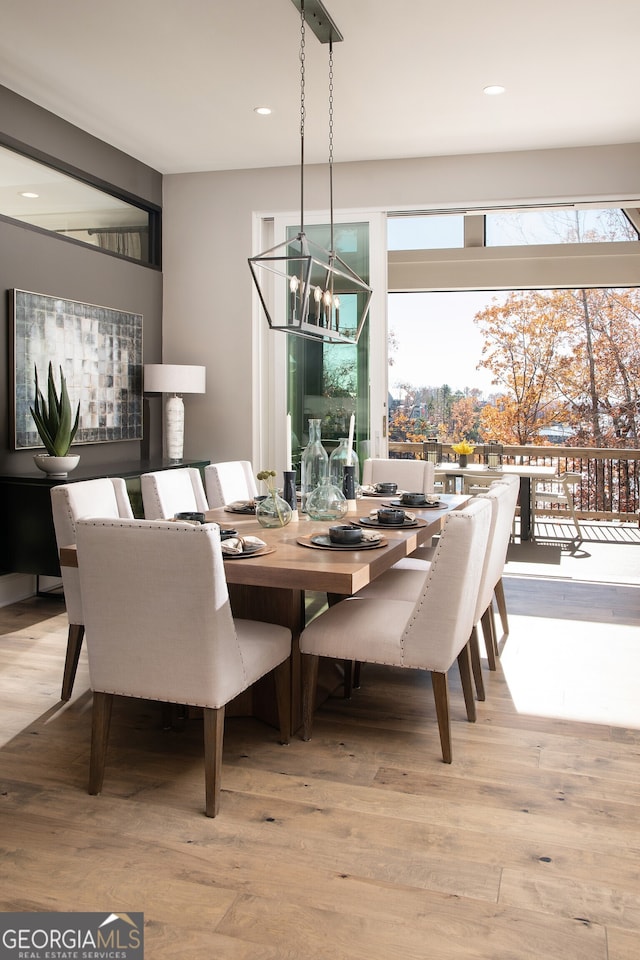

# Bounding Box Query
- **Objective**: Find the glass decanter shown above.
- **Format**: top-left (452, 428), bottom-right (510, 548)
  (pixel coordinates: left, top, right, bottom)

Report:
top-left (300, 418), bottom-right (328, 512)
top-left (305, 476), bottom-right (348, 521)
top-left (328, 437), bottom-right (360, 491)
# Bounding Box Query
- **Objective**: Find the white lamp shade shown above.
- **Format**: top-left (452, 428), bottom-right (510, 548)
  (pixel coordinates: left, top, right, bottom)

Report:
top-left (144, 364), bottom-right (206, 395)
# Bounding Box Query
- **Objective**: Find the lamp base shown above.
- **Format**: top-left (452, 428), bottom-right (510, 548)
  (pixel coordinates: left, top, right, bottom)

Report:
top-left (165, 394), bottom-right (185, 462)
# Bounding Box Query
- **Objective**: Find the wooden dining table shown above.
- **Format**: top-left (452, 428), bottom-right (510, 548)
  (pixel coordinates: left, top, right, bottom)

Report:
top-left (60, 493), bottom-right (469, 732)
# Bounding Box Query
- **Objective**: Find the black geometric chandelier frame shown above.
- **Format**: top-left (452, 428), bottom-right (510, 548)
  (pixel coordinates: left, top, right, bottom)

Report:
top-left (248, 0), bottom-right (372, 345)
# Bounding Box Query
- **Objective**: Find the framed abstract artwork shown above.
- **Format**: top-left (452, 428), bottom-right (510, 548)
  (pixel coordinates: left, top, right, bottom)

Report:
top-left (10, 289), bottom-right (143, 449)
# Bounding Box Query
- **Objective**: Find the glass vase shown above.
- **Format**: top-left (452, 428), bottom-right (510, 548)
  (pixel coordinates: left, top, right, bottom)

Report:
top-left (301, 418), bottom-right (328, 512)
top-left (256, 490), bottom-right (292, 528)
top-left (305, 477), bottom-right (348, 522)
top-left (328, 437), bottom-right (360, 490)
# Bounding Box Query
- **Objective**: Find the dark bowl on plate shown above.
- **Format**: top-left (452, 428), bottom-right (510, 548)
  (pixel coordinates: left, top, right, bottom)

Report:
top-left (375, 482), bottom-right (398, 495)
top-left (401, 492), bottom-right (427, 506)
top-left (377, 508), bottom-right (406, 525)
top-left (175, 511), bottom-right (206, 524)
top-left (329, 524), bottom-right (364, 544)
top-left (220, 528), bottom-right (238, 540)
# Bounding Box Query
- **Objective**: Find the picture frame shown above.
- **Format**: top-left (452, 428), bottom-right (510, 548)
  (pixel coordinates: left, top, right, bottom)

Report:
top-left (10, 289), bottom-right (143, 449)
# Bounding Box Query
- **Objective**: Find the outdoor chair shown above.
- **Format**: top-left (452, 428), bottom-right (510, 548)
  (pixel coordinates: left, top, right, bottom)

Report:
top-left (531, 471), bottom-right (582, 539)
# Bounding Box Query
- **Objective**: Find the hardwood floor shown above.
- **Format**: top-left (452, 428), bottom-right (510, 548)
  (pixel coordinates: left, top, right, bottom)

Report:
top-left (1, 582), bottom-right (639, 960)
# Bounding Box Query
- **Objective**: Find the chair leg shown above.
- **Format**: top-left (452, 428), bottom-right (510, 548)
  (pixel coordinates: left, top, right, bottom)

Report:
top-left (353, 661), bottom-right (361, 688)
top-left (457, 643), bottom-right (477, 723)
top-left (468, 626), bottom-right (485, 701)
top-left (494, 577), bottom-right (509, 637)
top-left (481, 607), bottom-right (498, 670)
top-left (568, 496), bottom-right (582, 539)
top-left (203, 705), bottom-right (225, 818)
top-left (301, 654), bottom-right (319, 741)
top-left (327, 595), bottom-right (355, 698)
top-left (61, 623), bottom-right (85, 701)
top-left (88, 691), bottom-right (113, 796)
top-left (273, 659), bottom-right (291, 745)
top-left (431, 672), bottom-right (452, 763)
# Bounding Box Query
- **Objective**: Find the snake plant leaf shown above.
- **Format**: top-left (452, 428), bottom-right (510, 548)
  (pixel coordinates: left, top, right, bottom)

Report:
top-left (29, 362), bottom-right (80, 457)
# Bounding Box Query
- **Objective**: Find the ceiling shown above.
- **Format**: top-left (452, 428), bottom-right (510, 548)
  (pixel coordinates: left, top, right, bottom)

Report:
top-left (0, 0), bottom-right (639, 176)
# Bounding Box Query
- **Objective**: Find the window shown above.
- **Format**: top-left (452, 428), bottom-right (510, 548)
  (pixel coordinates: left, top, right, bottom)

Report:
top-left (388, 213), bottom-right (464, 250)
top-left (486, 208), bottom-right (638, 246)
top-left (286, 221), bottom-right (370, 464)
top-left (0, 142), bottom-right (160, 266)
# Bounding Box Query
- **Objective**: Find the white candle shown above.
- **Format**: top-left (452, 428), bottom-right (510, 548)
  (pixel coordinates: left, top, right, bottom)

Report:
top-left (333, 296), bottom-right (340, 331)
top-left (323, 289), bottom-right (332, 328)
top-left (347, 413), bottom-right (355, 465)
top-left (286, 413), bottom-right (292, 471)
top-left (289, 276), bottom-right (299, 322)
top-left (314, 286), bottom-right (322, 322)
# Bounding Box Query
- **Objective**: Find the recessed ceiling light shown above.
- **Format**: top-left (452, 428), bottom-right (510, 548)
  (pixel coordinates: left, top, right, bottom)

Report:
top-left (254, 106), bottom-right (272, 116)
top-left (19, 191), bottom-right (39, 198)
top-left (483, 85), bottom-right (506, 96)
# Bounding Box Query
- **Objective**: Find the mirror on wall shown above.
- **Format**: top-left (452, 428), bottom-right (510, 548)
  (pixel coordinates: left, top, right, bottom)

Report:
top-left (0, 143), bottom-right (157, 264)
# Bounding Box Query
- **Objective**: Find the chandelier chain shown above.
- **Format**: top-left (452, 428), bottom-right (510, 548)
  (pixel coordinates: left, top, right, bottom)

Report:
top-left (328, 38), bottom-right (335, 254)
top-left (299, 4), bottom-right (306, 236)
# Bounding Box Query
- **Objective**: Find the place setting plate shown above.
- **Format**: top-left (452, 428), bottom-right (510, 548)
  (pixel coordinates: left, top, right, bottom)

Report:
top-left (386, 499), bottom-right (444, 509)
top-left (222, 543), bottom-right (276, 560)
top-left (224, 500), bottom-right (257, 514)
top-left (358, 516), bottom-right (426, 530)
top-left (297, 534), bottom-right (388, 551)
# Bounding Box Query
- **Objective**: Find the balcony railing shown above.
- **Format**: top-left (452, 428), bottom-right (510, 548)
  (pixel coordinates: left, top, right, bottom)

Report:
top-left (387, 442), bottom-right (640, 523)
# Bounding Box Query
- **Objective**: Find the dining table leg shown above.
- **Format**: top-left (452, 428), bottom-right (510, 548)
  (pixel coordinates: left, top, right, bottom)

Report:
top-left (227, 583), bottom-right (345, 734)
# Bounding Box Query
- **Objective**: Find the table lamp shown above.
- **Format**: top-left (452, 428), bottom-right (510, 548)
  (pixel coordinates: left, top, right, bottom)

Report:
top-left (143, 364), bottom-right (206, 462)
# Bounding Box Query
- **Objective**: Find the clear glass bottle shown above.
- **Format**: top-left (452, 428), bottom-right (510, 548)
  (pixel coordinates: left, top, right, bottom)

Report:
top-left (328, 437), bottom-right (360, 490)
top-left (305, 476), bottom-right (348, 521)
top-left (301, 418), bottom-right (328, 511)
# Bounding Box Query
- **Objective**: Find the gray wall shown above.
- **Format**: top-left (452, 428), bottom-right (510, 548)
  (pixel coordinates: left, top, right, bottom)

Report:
top-left (163, 142), bottom-right (640, 465)
top-left (0, 86), bottom-right (164, 473)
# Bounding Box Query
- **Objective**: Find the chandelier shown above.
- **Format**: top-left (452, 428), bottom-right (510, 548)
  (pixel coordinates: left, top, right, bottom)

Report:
top-left (248, 0), bottom-right (372, 345)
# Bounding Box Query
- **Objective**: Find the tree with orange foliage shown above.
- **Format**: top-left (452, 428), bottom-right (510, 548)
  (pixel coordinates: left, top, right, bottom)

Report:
top-left (475, 291), bottom-right (572, 444)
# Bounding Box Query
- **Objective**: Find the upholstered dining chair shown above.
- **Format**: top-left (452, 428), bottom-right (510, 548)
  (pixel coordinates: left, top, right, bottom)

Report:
top-left (357, 479), bottom-right (519, 697)
top-left (477, 475), bottom-right (520, 647)
top-left (50, 478), bottom-right (134, 701)
top-left (75, 517), bottom-right (292, 817)
top-left (204, 460), bottom-right (258, 508)
top-left (299, 498), bottom-right (492, 763)
top-left (464, 478), bottom-right (519, 695)
top-left (140, 466), bottom-right (208, 519)
top-left (361, 458), bottom-right (435, 494)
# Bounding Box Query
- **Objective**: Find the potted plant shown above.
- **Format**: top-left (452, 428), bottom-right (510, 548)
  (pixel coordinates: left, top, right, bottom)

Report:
top-left (451, 439), bottom-right (475, 468)
top-left (30, 362), bottom-right (81, 477)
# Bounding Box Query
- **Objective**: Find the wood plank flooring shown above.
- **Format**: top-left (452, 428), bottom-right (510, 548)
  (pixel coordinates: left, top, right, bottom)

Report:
top-left (1, 583), bottom-right (639, 960)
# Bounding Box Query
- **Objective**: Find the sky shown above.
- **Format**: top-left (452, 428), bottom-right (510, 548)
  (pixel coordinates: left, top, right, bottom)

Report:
top-left (387, 290), bottom-right (501, 397)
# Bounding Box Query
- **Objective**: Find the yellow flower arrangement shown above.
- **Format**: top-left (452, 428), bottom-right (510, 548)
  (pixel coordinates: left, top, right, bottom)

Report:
top-left (451, 440), bottom-right (475, 456)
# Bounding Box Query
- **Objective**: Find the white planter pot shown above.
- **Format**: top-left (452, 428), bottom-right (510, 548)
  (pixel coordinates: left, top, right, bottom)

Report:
top-left (34, 454), bottom-right (80, 478)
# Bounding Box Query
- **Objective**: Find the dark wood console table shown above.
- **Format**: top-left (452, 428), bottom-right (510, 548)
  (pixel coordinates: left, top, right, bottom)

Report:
top-left (0, 458), bottom-right (210, 578)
